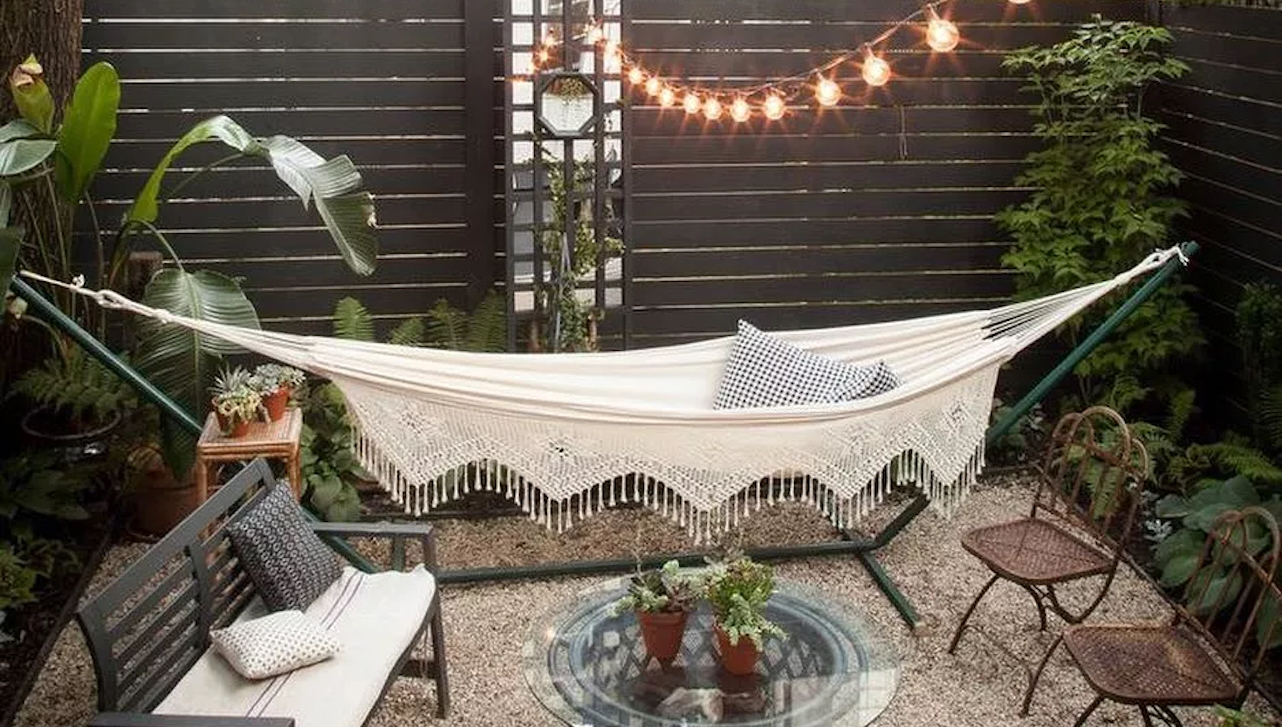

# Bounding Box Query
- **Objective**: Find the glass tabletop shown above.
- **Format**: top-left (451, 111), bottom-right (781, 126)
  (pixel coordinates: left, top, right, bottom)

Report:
top-left (523, 576), bottom-right (899, 727)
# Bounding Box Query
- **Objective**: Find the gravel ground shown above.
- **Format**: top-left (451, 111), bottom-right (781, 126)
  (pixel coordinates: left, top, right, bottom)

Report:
top-left (14, 476), bottom-right (1281, 727)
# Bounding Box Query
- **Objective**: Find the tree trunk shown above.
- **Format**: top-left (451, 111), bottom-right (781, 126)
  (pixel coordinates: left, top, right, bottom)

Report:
top-left (1, 0), bottom-right (85, 118)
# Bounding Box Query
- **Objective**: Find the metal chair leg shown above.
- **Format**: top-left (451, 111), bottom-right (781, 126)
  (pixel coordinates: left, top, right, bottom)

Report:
top-left (948, 573), bottom-right (999, 654)
top-left (1017, 582), bottom-right (1049, 631)
top-left (430, 606), bottom-right (451, 718)
top-left (1020, 633), bottom-right (1063, 716)
top-left (1073, 696), bottom-right (1104, 727)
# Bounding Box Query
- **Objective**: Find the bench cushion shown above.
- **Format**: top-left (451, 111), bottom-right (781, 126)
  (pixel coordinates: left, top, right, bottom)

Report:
top-left (155, 565), bottom-right (434, 727)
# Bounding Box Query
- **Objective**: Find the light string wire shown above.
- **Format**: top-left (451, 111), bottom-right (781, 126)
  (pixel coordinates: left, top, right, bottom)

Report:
top-left (524, 0), bottom-right (1013, 118)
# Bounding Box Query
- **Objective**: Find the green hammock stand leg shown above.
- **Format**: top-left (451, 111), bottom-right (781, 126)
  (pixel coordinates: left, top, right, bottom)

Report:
top-left (8, 241), bottom-right (1197, 626)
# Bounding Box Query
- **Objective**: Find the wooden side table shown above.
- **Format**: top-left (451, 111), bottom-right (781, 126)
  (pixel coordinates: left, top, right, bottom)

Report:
top-left (195, 407), bottom-right (304, 504)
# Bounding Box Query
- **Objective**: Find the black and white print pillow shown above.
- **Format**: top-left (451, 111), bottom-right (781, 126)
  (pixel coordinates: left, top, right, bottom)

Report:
top-left (211, 610), bottom-right (340, 680)
top-left (228, 484), bottom-right (342, 612)
top-left (714, 321), bottom-right (902, 408)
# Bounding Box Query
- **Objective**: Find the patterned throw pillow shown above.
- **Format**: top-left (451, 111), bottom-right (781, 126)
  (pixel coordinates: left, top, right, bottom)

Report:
top-left (714, 320), bottom-right (901, 408)
top-left (227, 484), bottom-right (342, 612)
top-left (210, 610), bottom-right (340, 680)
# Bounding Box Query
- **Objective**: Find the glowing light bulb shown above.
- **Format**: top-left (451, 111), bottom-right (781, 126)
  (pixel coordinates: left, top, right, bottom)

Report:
top-left (730, 97), bottom-right (751, 123)
top-left (763, 94), bottom-right (786, 121)
top-left (925, 7), bottom-right (960, 53)
top-left (659, 87), bottom-right (676, 107)
top-left (627, 67), bottom-right (644, 85)
top-left (646, 77), bottom-right (663, 96)
top-left (1008, 0), bottom-right (1032, 4)
top-left (816, 78), bottom-right (841, 107)
top-left (704, 97), bottom-right (723, 120)
top-left (604, 40), bottom-right (620, 62)
top-left (537, 47), bottom-right (551, 65)
top-left (862, 49), bottom-right (891, 87)
top-left (586, 24), bottom-right (605, 44)
top-left (683, 93), bottom-right (702, 115)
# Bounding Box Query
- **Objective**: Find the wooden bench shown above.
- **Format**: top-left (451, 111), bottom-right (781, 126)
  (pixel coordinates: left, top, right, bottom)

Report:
top-left (77, 458), bottom-right (450, 727)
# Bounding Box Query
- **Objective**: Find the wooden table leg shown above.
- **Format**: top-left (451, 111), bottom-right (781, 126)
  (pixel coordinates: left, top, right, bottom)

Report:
top-left (195, 461), bottom-right (210, 505)
top-left (289, 446), bottom-right (302, 501)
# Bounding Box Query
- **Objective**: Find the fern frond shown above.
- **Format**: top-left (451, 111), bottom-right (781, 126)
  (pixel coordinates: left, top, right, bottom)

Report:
top-left (388, 317), bottom-right (425, 347)
top-left (13, 348), bottom-right (134, 422)
top-left (1185, 441), bottom-right (1282, 487)
top-left (1166, 387), bottom-right (1198, 443)
top-left (465, 290), bottom-right (508, 352)
top-left (333, 297), bottom-right (374, 342)
top-left (1260, 384), bottom-right (1282, 453)
top-left (425, 299), bottom-right (468, 350)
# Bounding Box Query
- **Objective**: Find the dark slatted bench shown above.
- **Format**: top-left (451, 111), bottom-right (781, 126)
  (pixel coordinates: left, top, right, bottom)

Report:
top-left (76, 458), bottom-right (450, 727)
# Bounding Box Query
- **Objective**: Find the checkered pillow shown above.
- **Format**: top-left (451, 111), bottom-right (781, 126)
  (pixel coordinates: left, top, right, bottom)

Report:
top-left (211, 610), bottom-right (340, 680)
top-left (714, 321), bottom-right (902, 409)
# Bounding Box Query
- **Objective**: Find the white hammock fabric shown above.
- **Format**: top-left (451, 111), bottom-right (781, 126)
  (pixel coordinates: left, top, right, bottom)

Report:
top-left (37, 247), bottom-right (1182, 540)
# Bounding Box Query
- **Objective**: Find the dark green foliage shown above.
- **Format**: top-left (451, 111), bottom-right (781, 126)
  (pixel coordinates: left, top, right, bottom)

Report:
top-left (333, 296), bottom-right (375, 343)
top-left (986, 398), bottom-right (1046, 466)
top-left (425, 291), bottom-right (507, 353)
top-left (997, 17), bottom-right (1200, 412)
top-left (1237, 283), bottom-right (1282, 453)
top-left (298, 382), bottom-right (364, 522)
top-left (12, 347), bottom-right (135, 423)
top-left (0, 546), bottom-right (36, 611)
top-left (0, 452), bottom-right (86, 616)
top-left (387, 317), bottom-right (425, 347)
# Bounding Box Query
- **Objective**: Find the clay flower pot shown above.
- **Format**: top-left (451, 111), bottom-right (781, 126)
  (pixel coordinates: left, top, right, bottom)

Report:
top-left (637, 609), bottom-right (688, 663)
top-left (214, 407), bottom-right (251, 438)
top-left (715, 624), bottom-right (760, 676)
top-left (263, 388), bottom-right (290, 421)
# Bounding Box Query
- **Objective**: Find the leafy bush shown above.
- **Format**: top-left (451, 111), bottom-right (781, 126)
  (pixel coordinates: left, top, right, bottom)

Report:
top-left (1237, 283), bottom-right (1282, 454)
top-left (12, 347), bottom-right (135, 424)
top-left (997, 17), bottom-right (1200, 413)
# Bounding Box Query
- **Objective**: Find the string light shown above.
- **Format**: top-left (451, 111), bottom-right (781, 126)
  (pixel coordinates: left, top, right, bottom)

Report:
top-left (861, 47), bottom-right (891, 87)
top-left (683, 93), bottom-right (702, 115)
top-left (816, 77), bottom-right (842, 107)
top-left (925, 7), bottom-right (960, 53)
top-left (541, 2), bottom-right (983, 119)
top-left (763, 94), bottom-right (786, 121)
top-left (1008, 0), bottom-right (1032, 4)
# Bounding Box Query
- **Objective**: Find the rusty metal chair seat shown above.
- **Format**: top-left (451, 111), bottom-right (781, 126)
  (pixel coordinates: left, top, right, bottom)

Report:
top-left (960, 518), bottom-right (1112, 585)
top-left (1063, 624), bottom-right (1240, 706)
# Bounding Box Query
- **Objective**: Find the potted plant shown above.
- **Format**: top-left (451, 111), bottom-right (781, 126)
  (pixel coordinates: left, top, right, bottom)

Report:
top-left (251, 364), bottom-right (304, 421)
top-left (704, 556), bottom-right (784, 676)
top-left (612, 559), bottom-right (702, 663)
top-left (210, 366), bottom-right (262, 438)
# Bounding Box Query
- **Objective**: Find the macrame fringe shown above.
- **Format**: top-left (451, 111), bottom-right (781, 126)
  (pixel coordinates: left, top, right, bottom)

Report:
top-left (352, 420), bottom-right (985, 545)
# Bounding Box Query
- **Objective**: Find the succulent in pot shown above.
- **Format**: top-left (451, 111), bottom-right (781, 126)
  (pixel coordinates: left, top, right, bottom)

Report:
top-left (210, 366), bottom-right (263, 437)
top-left (251, 363), bottom-right (305, 421)
top-left (612, 559), bottom-right (702, 663)
top-left (704, 556), bottom-right (784, 675)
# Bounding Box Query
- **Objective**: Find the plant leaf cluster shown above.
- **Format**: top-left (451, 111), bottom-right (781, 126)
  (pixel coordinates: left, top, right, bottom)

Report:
top-left (613, 559), bottom-right (703, 614)
top-left (704, 556), bottom-right (785, 649)
top-left (996, 17), bottom-right (1200, 413)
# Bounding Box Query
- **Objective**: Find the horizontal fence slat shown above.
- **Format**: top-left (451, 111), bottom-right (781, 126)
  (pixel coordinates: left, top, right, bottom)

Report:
top-left (83, 20), bottom-right (465, 50)
top-left (632, 189), bottom-right (1025, 221)
top-left (631, 159), bottom-right (1025, 194)
top-left (630, 299), bottom-right (1004, 337)
top-left (631, 217), bottom-right (1002, 248)
top-left (632, 0), bottom-right (1139, 22)
top-left (631, 242), bottom-right (1005, 278)
top-left (631, 105), bottom-right (1036, 137)
top-left (114, 79), bottom-right (471, 110)
top-left (1160, 3), bottom-right (1282, 42)
top-left (632, 133), bottom-right (1041, 165)
top-left (85, 50), bottom-right (467, 80)
top-left (89, 0), bottom-right (465, 20)
top-left (631, 271), bottom-right (1014, 307)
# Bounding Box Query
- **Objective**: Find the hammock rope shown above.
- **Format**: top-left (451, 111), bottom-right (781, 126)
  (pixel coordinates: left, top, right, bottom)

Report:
top-left (20, 247), bottom-right (1183, 540)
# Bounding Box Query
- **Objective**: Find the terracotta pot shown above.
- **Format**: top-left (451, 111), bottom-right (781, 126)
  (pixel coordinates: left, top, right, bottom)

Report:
top-left (715, 624), bottom-right (760, 676)
top-left (637, 609), bottom-right (688, 662)
top-left (214, 406), bottom-right (251, 438)
top-left (129, 449), bottom-right (201, 538)
top-left (263, 388), bottom-right (290, 421)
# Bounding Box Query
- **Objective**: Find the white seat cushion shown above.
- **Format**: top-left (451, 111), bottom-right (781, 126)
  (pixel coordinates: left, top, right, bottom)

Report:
top-left (156, 565), bottom-right (435, 727)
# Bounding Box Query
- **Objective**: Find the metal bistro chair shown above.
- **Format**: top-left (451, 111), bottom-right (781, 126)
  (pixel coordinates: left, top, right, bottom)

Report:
top-left (948, 406), bottom-right (1151, 687)
top-left (1026, 507), bottom-right (1282, 726)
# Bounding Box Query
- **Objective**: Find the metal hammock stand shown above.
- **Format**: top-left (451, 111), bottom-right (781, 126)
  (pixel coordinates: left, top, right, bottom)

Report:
top-left (8, 241), bottom-right (1198, 628)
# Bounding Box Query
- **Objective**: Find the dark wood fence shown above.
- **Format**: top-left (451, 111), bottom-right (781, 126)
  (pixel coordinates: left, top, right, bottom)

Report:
top-left (82, 0), bottom-right (1161, 350)
top-left (1156, 2), bottom-right (1282, 420)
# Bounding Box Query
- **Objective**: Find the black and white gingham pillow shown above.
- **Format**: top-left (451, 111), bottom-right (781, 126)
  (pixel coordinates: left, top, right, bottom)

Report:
top-left (714, 321), bottom-right (902, 408)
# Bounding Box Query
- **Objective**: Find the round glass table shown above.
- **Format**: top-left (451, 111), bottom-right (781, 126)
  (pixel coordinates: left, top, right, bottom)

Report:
top-left (523, 577), bottom-right (899, 726)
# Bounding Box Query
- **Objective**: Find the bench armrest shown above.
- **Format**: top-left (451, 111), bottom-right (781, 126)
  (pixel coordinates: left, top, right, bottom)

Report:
top-left (309, 520), bottom-right (438, 571)
top-left (91, 714), bottom-right (294, 727)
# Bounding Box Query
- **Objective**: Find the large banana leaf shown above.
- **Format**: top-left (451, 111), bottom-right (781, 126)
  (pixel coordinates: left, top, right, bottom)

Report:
top-left (55, 62), bottom-right (119, 203)
top-left (0, 119), bottom-right (55, 176)
top-left (127, 116), bottom-right (376, 276)
top-left (135, 268), bottom-right (261, 420)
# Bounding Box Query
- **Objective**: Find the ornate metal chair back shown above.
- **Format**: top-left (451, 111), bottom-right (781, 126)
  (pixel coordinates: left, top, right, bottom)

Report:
top-left (1180, 506), bottom-right (1282, 687)
top-left (1032, 406), bottom-right (1150, 560)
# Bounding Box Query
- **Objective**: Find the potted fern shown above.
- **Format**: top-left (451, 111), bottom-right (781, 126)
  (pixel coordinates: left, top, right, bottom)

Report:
top-left (13, 348), bottom-right (134, 459)
top-left (210, 366), bottom-right (262, 438)
top-left (612, 560), bottom-right (702, 663)
top-left (705, 556), bottom-right (784, 675)
top-left (251, 364), bottom-right (304, 421)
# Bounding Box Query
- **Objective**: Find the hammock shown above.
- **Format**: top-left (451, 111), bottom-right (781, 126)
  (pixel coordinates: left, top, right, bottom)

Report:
top-left (32, 247), bottom-right (1184, 541)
